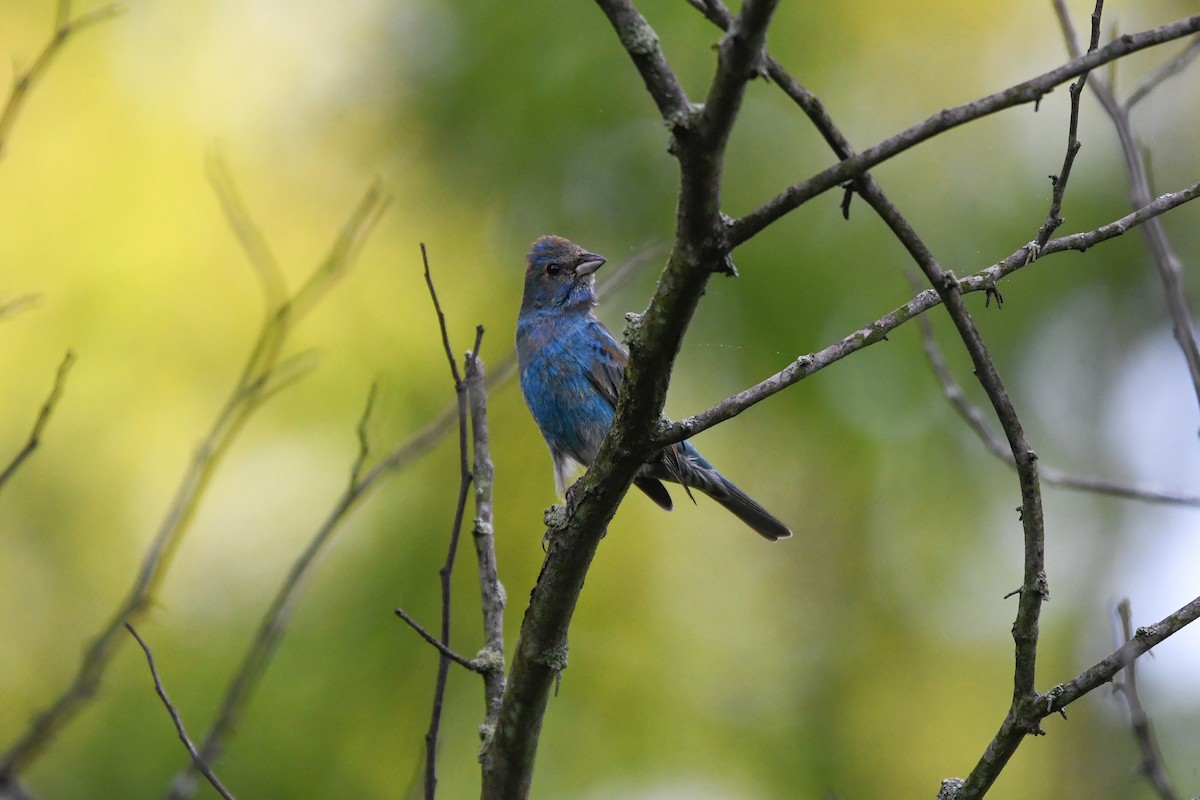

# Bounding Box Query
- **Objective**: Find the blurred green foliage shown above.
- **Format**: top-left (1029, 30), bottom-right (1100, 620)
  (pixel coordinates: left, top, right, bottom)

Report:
top-left (2, 1), bottom-right (1199, 798)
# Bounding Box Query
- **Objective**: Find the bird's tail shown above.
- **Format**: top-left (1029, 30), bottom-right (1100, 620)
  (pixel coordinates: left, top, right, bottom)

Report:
top-left (704, 475), bottom-right (793, 541)
top-left (658, 443), bottom-right (793, 541)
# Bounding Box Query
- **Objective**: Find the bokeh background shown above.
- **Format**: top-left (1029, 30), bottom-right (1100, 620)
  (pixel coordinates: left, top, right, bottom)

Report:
top-left (2, 0), bottom-right (1199, 797)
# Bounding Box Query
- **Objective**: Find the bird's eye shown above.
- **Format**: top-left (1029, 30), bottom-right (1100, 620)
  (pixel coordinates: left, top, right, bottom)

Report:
top-left (545, 263), bottom-right (562, 276)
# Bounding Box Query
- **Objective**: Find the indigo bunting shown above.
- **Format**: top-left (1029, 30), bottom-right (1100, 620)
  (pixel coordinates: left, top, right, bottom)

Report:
top-left (516, 235), bottom-right (792, 541)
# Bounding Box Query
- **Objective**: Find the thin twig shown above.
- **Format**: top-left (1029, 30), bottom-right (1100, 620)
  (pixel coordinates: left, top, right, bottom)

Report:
top-left (394, 609), bottom-right (484, 674)
top-left (1034, 0), bottom-right (1105, 250)
top-left (0, 295), bottom-right (40, 322)
top-left (124, 625), bottom-right (236, 800)
top-left (915, 309), bottom-right (1200, 507)
top-left (1052, 2), bottom-right (1200, 419)
top-left (1114, 601), bottom-right (1180, 800)
top-left (0, 1), bottom-right (124, 159)
top-left (0, 351), bottom-right (74, 492)
top-left (419, 243), bottom-right (478, 800)
top-left (1124, 35), bottom-right (1200, 109)
top-left (166, 385), bottom-right (447, 800)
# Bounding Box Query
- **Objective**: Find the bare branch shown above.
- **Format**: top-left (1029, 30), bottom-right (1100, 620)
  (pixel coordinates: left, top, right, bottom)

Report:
top-left (1124, 35), bottom-right (1200, 109)
top-left (662, 180), bottom-right (1200, 445)
top-left (0, 1), bottom-right (124, 159)
top-left (916, 306), bottom-right (1200, 507)
top-left (419, 243), bottom-right (477, 800)
top-left (1046, 596), bottom-right (1200, 711)
top-left (943, 595), bottom-right (1200, 799)
top-left (466, 346), bottom-right (507, 748)
top-left (0, 295), bottom-right (40, 322)
top-left (727, 14), bottom-right (1200, 246)
top-left (394, 609), bottom-right (485, 674)
top-left (1033, 0), bottom-right (1105, 249)
top-left (1114, 601), bottom-right (1180, 800)
top-left (0, 351), bottom-right (74, 492)
top-left (125, 625), bottom-right (236, 800)
top-left (206, 146), bottom-right (287, 312)
top-left (166, 384), bottom-right (449, 800)
top-left (1051, 5), bottom-right (1200, 419)
top-left (592, 0), bottom-right (690, 123)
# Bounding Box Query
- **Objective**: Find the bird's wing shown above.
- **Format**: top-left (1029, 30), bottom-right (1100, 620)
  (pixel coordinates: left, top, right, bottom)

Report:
top-left (583, 318), bottom-right (627, 410)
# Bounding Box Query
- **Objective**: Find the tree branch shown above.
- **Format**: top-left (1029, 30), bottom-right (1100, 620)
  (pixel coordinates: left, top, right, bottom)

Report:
top-left (592, 0), bottom-right (690, 124)
top-left (1051, 2), bottom-right (1200, 420)
top-left (0, 350), bottom-right (74, 492)
top-left (1113, 600), bottom-right (1180, 800)
top-left (726, 14), bottom-right (1200, 246)
top-left (0, 0), bottom-right (123, 159)
top-left (915, 308), bottom-right (1200, 508)
top-left (661, 179), bottom-right (1199, 445)
top-left (481, 3), bottom-right (781, 797)
top-left (125, 625), bottom-right (236, 800)
top-left (418, 243), bottom-right (479, 800)
top-left (466, 346), bottom-right (507, 751)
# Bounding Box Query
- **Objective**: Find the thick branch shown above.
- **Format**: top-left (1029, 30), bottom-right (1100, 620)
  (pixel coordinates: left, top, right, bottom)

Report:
top-left (481, 4), bottom-right (781, 797)
top-left (592, 0), bottom-right (690, 123)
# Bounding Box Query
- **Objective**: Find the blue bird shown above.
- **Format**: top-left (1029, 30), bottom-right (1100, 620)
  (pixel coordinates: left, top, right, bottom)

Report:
top-left (516, 235), bottom-right (792, 541)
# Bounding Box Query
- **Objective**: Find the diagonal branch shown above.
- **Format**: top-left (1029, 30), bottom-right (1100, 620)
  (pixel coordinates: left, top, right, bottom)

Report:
top-left (0, 0), bottom-right (124, 159)
top-left (661, 180), bottom-right (1200, 446)
top-left (0, 350), bottom-right (74, 492)
top-left (915, 306), bottom-right (1200, 507)
top-left (592, 0), bottom-right (690, 123)
top-left (125, 625), bottom-right (237, 800)
top-left (726, 14), bottom-right (1200, 247)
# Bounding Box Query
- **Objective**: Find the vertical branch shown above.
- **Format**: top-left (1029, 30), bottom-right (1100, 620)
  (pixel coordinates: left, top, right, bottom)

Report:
top-left (419, 244), bottom-right (476, 799)
top-left (1034, 0), bottom-right (1105, 250)
top-left (1115, 601), bottom-right (1180, 800)
top-left (1053, 0), bottom-right (1200, 417)
top-left (465, 335), bottom-right (507, 748)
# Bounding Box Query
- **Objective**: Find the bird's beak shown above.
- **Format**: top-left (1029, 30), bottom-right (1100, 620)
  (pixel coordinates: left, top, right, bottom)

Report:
top-left (575, 252), bottom-right (606, 276)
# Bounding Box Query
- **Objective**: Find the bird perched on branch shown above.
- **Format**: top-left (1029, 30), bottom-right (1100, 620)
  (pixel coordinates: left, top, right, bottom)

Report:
top-left (515, 234), bottom-right (792, 541)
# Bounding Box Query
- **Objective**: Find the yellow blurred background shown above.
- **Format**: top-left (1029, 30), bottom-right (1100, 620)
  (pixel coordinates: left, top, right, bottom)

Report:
top-left (2, 0), bottom-right (1199, 797)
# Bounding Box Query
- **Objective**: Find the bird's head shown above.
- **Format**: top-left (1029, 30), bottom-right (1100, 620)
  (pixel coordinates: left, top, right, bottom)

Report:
top-left (521, 235), bottom-right (606, 312)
